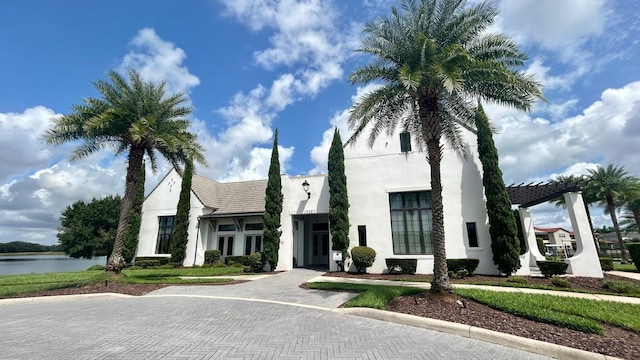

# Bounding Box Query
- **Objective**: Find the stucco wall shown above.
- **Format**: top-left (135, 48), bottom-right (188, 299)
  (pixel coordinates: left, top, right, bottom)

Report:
top-left (136, 168), bottom-right (205, 266)
top-left (344, 129), bottom-right (496, 275)
top-left (277, 174), bottom-right (330, 271)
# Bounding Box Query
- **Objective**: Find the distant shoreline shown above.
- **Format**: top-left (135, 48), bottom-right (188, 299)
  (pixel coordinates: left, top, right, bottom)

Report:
top-left (0, 252), bottom-right (66, 256)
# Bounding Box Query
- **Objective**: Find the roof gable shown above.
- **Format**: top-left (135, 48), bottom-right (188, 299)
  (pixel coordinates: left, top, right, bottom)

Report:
top-left (191, 174), bottom-right (267, 215)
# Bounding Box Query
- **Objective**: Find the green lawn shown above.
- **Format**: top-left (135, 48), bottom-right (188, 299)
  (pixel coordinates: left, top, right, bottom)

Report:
top-left (308, 282), bottom-right (640, 335)
top-left (613, 263), bottom-right (638, 272)
top-left (307, 282), bottom-right (424, 309)
top-left (0, 266), bottom-right (246, 298)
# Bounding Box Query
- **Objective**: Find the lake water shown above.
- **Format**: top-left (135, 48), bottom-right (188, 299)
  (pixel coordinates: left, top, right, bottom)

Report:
top-left (0, 254), bottom-right (107, 276)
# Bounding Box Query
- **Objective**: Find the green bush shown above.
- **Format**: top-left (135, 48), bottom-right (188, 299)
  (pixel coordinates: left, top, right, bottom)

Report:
top-left (224, 255), bottom-right (252, 266)
top-left (628, 243), bottom-right (640, 271)
top-left (204, 250), bottom-right (221, 265)
top-left (551, 276), bottom-right (571, 288)
top-left (599, 257), bottom-right (614, 271)
top-left (448, 269), bottom-right (469, 279)
top-left (537, 261), bottom-right (568, 278)
top-left (134, 257), bottom-right (170, 268)
top-left (506, 276), bottom-right (528, 284)
top-left (385, 259), bottom-right (417, 274)
top-left (447, 258), bottom-right (479, 276)
top-left (351, 246), bottom-right (376, 273)
top-left (248, 252), bottom-right (264, 273)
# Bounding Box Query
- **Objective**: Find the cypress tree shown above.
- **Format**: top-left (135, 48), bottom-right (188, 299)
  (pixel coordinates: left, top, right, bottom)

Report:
top-left (170, 159), bottom-right (194, 264)
top-left (263, 130), bottom-right (283, 270)
top-left (328, 128), bottom-right (350, 270)
top-left (476, 104), bottom-right (521, 275)
top-left (122, 162), bottom-right (145, 264)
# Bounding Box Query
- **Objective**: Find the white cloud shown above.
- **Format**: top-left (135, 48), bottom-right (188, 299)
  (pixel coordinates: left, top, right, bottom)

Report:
top-left (0, 106), bottom-right (60, 182)
top-left (208, 0), bottom-right (359, 180)
top-left (119, 28), bottom-right (200, 95)
top-left (498, 0), bottom-right (606, 49)
top-left (309, 83), bottom-right (380, 174)
top-left (487, 81), bottom-right (640, 185)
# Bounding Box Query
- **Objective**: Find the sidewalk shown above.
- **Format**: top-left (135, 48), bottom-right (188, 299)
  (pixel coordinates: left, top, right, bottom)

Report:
top-left (309, 274), bottom-right (640, 304)
top-left (609, 270), bottom-right (640, 281)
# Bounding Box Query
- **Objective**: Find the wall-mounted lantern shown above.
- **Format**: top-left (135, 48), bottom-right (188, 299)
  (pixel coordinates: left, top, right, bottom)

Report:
top-left (302, 180), bottom-right (311, 199)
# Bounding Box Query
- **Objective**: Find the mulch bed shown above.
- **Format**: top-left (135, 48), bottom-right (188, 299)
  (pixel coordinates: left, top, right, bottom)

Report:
top-left (325, 272), bottom-right (640, 359)
top-left (4, 279), bottom-right (249, 298)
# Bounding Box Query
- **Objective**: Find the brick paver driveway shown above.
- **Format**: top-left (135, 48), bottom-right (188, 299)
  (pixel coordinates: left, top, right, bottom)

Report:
top-left (0, 270), bottom-right (551, 359)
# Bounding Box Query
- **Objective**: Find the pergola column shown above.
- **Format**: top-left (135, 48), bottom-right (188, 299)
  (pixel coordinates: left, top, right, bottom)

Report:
top-left (564, 191), bottom-right (603, 278)
top-left (515, 207), bottom-right (544, 275)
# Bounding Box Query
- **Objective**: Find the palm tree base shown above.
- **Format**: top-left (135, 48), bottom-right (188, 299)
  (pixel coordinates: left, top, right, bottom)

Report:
top-left (105, 255), bottom-right (125, 274)
top-left (430, 280), bottom-right (453, 294)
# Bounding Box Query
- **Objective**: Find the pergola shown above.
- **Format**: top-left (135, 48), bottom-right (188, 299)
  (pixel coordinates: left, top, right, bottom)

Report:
top-left (504, 181), bottom-right (602, 278)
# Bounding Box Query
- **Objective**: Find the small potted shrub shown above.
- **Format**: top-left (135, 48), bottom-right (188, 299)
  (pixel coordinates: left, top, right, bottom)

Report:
top-left (351, 246), bottom-right (376, 273)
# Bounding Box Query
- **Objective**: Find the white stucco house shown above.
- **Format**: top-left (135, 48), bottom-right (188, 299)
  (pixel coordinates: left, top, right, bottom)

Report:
top-left (135, 126), bottom-right (603, 277)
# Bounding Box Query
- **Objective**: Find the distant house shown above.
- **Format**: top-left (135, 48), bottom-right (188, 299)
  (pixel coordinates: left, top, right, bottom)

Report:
top-left (134, 124), bottom-right (603, 277)
top-left (534, 226), bottom-right (574, 257)
top-left (534, 226), bottom-right (574, 247)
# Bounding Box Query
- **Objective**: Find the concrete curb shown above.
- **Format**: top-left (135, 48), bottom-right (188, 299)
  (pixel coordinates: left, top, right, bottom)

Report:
top-left (336, 307), bottom-right (622, 360)
top-left (0, 292), bottom-right (132, 305)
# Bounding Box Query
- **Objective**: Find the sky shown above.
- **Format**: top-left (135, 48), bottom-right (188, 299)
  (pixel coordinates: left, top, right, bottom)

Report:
top-left (1, 0), bottom-right (639, 246)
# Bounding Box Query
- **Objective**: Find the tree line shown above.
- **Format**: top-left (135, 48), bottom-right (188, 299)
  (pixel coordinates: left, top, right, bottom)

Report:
top-left (0, 241), bottom-right (63, 254)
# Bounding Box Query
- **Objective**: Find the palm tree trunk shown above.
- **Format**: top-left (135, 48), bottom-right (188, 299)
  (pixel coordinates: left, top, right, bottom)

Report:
top-left (633, 209), bottom-right (640, 232)
top-left (421, 98), bottom-right (451, 294)
top-left (607, 196), bottom-right (629, 263)
top-left (106, 147), bottom-right (145, 272)
top-left (583, 204), bottom-right (600, 256)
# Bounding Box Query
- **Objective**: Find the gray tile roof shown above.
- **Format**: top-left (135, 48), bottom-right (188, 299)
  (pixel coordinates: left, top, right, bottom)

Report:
top-left (191, 174), bottom-right (267, 215)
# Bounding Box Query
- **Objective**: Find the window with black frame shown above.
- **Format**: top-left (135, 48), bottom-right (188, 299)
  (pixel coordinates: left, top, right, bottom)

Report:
top-left (156, 216), bottom-right (176, 254)
top-left (389, 191), bottom-right (433, 255)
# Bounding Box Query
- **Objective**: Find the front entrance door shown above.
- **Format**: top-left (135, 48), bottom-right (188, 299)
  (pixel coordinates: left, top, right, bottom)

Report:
top-left (309, 222), bottom-right (329, 267)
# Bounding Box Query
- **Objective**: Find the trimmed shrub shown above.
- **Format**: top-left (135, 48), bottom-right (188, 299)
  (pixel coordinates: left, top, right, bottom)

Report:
top-left (628, 243), bottom-right (640, 271)
top-left (537, 261), bottom-right (568, 278)
top-left (446, 258), bottom-right (480, 276)
top-left (351, 246), bottom-right (376, 273)
top-left (248, 252), bottom-right (264, 273)
top-left (204, 250), bottom-right (221, 265)
top-left (134, 257), bottom-right (170, 268)
top-left (551, 276), bottom-right (571, 288)
top-left (506, 276), bottom-right (528, 284)
top-left (225, 255), bottom-right (252, 266)
top-left (385, 259), bottom-right (417, 274)
top-left (599, 257), bottom-right (614, 271)
top-left (448, 269), bottom-right (469, 279)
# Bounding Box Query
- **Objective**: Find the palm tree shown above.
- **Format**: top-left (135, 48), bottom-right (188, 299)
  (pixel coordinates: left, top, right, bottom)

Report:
top-left (586, 165), bottom-right (637, 263)
top-left (621, 181), bottom-right (640, 232)
top-left (43, 70), bottom-right (206, 272)
top-left (348, 0), bottom-right (542, 293)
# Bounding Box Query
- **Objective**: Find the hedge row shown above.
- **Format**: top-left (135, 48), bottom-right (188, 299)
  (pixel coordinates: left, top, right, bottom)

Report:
top-left (537, 261), bottom-right (568, 278)
top-left (133, 257), bottom-right (170, 268)
top-left (447, 258), bottom-right (479, 276)
top-left (385, 259), bottom-right (417, 274)
top-left (629, 244), bottom-right (640, 271)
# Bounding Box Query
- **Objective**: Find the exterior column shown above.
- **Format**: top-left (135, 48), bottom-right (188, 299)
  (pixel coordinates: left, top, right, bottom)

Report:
top-left (515, 207), bottom-right (543, 275)
top-left (564, 191), bottom-right (603, 278)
